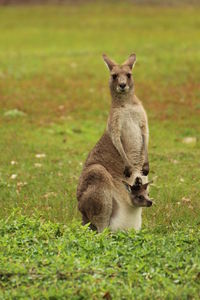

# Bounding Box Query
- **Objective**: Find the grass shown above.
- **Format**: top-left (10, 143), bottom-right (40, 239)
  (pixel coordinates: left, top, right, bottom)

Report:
top-left (0, 212), bottom-right (200, 299)
top-left (0, 2), bottom-right (200, 298)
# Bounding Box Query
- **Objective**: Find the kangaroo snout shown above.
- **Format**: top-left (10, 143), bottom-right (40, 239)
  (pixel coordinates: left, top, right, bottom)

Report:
top-left (119, 83), bottom-right (126, 89)
top-left (146, 200), bottom-right (153, 207)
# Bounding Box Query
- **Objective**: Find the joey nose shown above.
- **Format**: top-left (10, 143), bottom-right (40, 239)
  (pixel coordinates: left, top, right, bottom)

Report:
top-left (119, 83), bottom-right (126, 89)
top-left (147, 200), bottom-right (152, 207)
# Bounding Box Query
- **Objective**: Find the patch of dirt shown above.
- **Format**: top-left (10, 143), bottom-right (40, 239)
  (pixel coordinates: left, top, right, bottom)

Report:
top-left (1, 77), bottom-right (199, 125)
top-left (137, 81), bottom-right (200, 121)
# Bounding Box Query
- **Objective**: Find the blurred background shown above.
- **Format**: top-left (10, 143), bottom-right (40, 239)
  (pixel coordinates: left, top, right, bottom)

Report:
top-left (0, 0), bottom-right (199, 228)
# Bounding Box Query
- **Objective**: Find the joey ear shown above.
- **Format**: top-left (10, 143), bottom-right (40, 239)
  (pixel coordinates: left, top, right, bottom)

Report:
top-left (122, 180), bottom-right (132, 193)
top-left (122, 53), bottom-right (136, 70)
top-left (102, 54), bottom-right (116, 71)
top-left (142, 180), bottom-right (153, 190)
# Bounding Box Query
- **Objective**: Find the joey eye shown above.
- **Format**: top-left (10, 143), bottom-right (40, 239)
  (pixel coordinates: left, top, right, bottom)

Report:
top-left (138, 195), bottom-right (144, 200)
top-left (127, 73), bottom-right (131, 79)
top-left (112, 74), bottom-right (117, 80)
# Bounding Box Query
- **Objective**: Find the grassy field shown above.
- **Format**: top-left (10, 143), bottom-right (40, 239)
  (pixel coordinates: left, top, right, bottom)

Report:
top-left (0, 2), bottom-right (200, 299)
top-left (1, 213), bottom-right (200, 299)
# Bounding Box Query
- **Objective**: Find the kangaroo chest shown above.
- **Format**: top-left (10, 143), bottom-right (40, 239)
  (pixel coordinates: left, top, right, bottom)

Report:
top-left (121, 107), bottom-right (143, 157)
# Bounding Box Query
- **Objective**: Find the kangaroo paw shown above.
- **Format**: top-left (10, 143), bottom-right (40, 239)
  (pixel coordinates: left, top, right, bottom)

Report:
top-left (124, 166), bottom-right (132, 178)
top-left (142, 162), bottom-right (149, 176)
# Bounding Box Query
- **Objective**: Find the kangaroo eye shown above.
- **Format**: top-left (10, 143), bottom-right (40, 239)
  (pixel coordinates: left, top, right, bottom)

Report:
top-left (112, 74), bottom-right (117, 80)
top-left (127, 73), bottom-right (131, 79)
top-left (138, 195), bottom-right (143, 200)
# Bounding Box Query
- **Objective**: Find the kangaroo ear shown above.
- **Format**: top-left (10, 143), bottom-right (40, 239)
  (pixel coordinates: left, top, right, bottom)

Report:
top-left (142, 180), bottom-right (153, 190)
top-left (102, 54), bottom-right (116, 71)
top-left (122, 53), bottom-right (136, 70)
top-left (122, 181), bottom-right (132, 193)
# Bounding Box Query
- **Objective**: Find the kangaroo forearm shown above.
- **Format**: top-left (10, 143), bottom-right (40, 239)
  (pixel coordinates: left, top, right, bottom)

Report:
top-left (141, 133), bottom-right (149, 175)
top-left (142, 134), bottom-right (149, 163)
top-left (107, 114), bottom-right (131, 166)
top-left (111, 136), bottom-right (130, 166)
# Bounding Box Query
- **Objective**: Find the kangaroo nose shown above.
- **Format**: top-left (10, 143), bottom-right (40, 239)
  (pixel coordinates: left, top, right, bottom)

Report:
top-left (119, 83), bottom-right (126, 89)
top-left (147, 200), bottom-right (153, 207)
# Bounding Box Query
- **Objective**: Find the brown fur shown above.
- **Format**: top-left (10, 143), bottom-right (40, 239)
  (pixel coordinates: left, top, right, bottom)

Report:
top-left (77, 54), bottom-right (150, 232)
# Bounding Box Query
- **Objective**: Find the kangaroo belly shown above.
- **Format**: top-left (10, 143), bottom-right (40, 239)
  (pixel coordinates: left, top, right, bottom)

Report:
top-left (121, 119), bottom-right (143, 164)
top-left (109, 202), bottom-right (142, 231)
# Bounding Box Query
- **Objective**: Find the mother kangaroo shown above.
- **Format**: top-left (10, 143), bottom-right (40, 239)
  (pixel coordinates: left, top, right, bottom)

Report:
top-left (77, 53), bottom-right (150, 232)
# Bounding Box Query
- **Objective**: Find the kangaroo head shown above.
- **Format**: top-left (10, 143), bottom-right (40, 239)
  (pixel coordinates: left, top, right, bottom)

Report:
top-left (102, 53), bottom-right (136, 98)
top-left (123, 177), bottom-right (153, 207)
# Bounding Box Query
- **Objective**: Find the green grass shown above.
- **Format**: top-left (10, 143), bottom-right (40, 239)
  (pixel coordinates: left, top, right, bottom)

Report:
top-left (0, 213), bottom-right (200, 299)
top-left (0, 2), bottom-right (200, 298)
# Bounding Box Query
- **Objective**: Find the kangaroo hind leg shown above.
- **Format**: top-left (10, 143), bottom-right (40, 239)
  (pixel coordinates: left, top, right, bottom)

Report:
top-left (79, 189), bottom-right (112, 233)
top-left (78, 164), bottom-right (113, 233)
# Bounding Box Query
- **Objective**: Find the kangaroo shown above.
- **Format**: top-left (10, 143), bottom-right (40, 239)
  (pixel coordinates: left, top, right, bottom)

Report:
top-left (103, 53), bottom-right (149, 180)
top-left (77, 53), bottom-right (150, 232)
